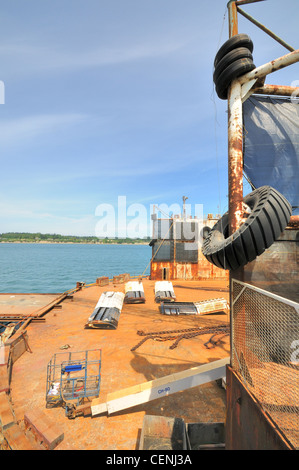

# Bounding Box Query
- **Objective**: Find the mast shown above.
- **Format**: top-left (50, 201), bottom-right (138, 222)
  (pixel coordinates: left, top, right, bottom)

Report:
top-left (226, 0), bottom-right (299, 233)
top-left (182, 196), bottom-right (188, 220)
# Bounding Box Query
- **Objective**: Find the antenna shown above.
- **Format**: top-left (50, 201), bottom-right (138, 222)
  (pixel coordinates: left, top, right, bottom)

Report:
top-left (182, 196), bottom-right (188, 220)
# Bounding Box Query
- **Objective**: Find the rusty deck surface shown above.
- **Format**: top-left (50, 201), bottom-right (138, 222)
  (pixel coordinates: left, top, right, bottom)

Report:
top-left (1, 278), bottom-right (230, 450)
top-left (0, 293), bottom-right (60, 315)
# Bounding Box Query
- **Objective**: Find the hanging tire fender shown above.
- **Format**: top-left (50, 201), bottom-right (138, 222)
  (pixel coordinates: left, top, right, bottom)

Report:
top-left (214, 33), bottom-right (253, 67)
top-left (215, 57), bottom-right (256, 100)
top-left (213, 46), bottom-right (253, 84)
top-left (202, 186), bottom-right (292, 271)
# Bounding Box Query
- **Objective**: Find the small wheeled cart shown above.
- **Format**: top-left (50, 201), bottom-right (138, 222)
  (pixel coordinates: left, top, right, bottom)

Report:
top-left (46, 349), bottom-right (102, 418)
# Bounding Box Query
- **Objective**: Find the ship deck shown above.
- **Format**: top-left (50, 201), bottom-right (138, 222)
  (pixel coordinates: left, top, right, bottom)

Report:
top-left (0, 278), bottom-right (230, 450)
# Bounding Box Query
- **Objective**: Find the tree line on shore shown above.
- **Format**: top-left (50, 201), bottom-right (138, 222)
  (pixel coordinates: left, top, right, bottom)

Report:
top-left (0, 232), bottom-right (151, 244)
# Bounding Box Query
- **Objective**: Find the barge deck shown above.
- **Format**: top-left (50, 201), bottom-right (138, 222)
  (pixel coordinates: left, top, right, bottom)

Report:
top-left (0, 278), bottom-right (230, 450)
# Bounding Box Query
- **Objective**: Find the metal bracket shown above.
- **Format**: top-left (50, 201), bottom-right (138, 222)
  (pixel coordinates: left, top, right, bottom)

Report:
top-left (241, 78), bottom-right (258, 102)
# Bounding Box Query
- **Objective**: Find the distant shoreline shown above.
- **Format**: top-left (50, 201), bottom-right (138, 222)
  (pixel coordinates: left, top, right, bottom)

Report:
top-left (0, 241), bottom-right (149, 245)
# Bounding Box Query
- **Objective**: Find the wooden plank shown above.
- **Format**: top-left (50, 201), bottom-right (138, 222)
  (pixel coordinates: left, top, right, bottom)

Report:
top-left (0, 366), bottom-right (9, 393)
top-left (0, 345), bottom-right (10, 367)
top-left (0, 391), bottom-right (15, 431)
top-left (24, 409), bottom-right (64, 450)
top-left (92, 357), bottom-right (229, 416)
top-left (4, 424), bottom-right (37, 450)
top-left (6, 331), bottom-right (29, 365)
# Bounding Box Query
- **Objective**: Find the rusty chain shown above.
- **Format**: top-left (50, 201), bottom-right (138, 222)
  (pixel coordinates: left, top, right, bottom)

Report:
top-left (131, 324), bottom-right (230, 351)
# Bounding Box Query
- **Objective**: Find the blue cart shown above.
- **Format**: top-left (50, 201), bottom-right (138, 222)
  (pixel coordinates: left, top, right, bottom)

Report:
top-left (46, 349), bottom-right (102, 415)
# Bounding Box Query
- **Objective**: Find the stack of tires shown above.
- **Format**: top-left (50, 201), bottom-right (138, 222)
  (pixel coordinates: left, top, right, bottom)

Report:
top-left (213, 33), bottom-right (256, 100)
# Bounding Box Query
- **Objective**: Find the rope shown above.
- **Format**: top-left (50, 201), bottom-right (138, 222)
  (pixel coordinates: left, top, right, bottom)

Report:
top-left (140, 219), bottom-right (174, 278)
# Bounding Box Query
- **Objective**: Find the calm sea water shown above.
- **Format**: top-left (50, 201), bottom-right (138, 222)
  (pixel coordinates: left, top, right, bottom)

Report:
top-left (0, 243), bottom-right (152, 293)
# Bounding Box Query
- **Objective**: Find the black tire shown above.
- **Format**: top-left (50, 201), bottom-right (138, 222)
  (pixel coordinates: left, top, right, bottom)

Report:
top-left (213, 47), bottom-right (253, 84)
top-left (202, 186), bottom-right (292, 271)
top-left (214, 33), bottom-right (253, 67)
top-left (215, 58), bottom-right (256, 100)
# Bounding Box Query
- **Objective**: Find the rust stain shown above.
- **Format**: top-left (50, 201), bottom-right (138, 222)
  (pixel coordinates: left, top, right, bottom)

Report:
top-left (255, 84), bottom-right (299, 96)
top-left (150, 258), bottom-right (228, 281)
top-left (288, 215), bottom-right (299, 229)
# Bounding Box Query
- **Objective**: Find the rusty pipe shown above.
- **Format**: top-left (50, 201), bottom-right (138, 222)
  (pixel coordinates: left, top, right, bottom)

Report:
top-left (227, 1), bottom-right (239, 37)
top-left (237, 7), bottom-right (295, 52)
top-left (227, 79), bottom-right (244, 234)
top-left (239, 49), bottom-right (299, 84)
top-left (253, 84), bottom-right (299, 97)
top-left (235, 0), bottom-right (266, 5)
top-left (227, 1), bottom-right (244, 235)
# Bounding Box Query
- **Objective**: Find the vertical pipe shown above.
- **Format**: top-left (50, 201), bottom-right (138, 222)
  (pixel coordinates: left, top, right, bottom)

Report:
top-left (227, 80), bottom-right (244, 233)
top-left (226, 3), bottom-right (244, 381)
top-left (228, 0), bottom-right (238, 37)
top-left (227, 78), bottom-right (244, 366)
top-left (227, 1), bottom-right (243, 234)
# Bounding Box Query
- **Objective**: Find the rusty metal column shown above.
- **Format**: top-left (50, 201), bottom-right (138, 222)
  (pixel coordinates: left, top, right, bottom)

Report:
top-left (227, 80), bottom-right (243, 233)
top-left (227, 1), bottom-right (243, 234)
top-left (228, 0), bottom-right (238, 37)
top-left (226, 7), bottom-right (245, 450)
top-left (226, 3), bottom-right (245, 398)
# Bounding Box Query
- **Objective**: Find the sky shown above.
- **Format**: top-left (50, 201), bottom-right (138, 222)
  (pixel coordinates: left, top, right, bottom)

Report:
top-left (0, 0), bottom-right (298, 237)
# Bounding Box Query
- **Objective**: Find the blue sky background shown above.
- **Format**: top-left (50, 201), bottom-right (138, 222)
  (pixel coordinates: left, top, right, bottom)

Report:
top-left (0, 0), bottom-right (298, 236)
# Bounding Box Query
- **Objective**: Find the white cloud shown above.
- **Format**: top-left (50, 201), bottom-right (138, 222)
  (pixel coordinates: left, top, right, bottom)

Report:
top-left (52, 41), bottom-right (187, 69)
top-left (0, 38), bottom-right (189, 76)
top-left (0, 113), bottom-right (88, 147)
top-left (0, 200), bottom-right (99, 235)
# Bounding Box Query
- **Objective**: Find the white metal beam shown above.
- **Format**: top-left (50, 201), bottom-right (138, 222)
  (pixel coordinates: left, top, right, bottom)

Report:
top-left (91, 357), bottom-right (230, 416)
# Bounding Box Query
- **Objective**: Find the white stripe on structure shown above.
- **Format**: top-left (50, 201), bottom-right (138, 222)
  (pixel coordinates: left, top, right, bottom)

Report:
top-left (124, 282), bottom-right (144, 294)
top-left (94, 292), bottom-right (124, 311)
top-left (91, 357), bottom-right (230, 416)
top-left (194, 298), bottom-right (229, 315)
top-left (154, 281), bottom-right (174, 294)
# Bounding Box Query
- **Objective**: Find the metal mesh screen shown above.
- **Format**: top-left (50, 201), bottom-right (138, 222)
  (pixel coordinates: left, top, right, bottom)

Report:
top-left (175, 242), bottom-right (198, 263)
top-left (231, 279), bottom-right (299, 449)
top-left (153, 219), bottom-right (173, 239)
top-left (153, 241), bottom-right (173, 261)
top-left (174, 221), bottom-right (198, 241)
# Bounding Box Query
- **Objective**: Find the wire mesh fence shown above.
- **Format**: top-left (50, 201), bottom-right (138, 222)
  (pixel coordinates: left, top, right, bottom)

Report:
top-left (231, 279), bottom-right (299, 449)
